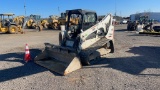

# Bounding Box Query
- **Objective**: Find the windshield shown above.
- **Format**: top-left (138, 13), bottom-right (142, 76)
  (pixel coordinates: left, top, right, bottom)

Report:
top-left (84, 13), bottom-right (96, 23)
top-left (0, 15), bottom-right (14, 24)
top-left (30, 15), bottom-right (41, 20)
top-left (69, 14), bottom-right (82, 25)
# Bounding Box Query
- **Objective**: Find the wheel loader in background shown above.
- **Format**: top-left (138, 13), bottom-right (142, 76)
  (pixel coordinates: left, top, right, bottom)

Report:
top-left (35, 9), bottom-right (114, 75)
top-left (47, 15), bottom-right (60, 29)
top-left (47, 12), bottom-right (79, 30)
top-left (41, 19), bottom-right (49, 29)
top-left (23, 14), bottom-right (43, 31)
top-left (0, 13), bottom-right (23, 34)
top-left (46, 12), bottom-right (67, 30)
top-left (13, 16), bottom-right (24, 27)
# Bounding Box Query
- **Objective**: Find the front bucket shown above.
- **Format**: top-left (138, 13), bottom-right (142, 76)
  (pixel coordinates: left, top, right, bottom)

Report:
top-left (34, 43), bottom-right (82, 75)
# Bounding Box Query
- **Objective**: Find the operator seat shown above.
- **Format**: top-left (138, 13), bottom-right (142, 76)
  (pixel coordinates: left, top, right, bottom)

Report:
top-left (4, 19), bottom-right (10, 26)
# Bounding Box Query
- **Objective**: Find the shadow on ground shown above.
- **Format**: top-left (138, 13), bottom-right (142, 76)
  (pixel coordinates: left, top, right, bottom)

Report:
top-left (128, 33), bottom-right (160, 37)
top-left (115, 29), bottom-right (128, 32)
top-left (1, 46), bottom-right (160, 82)
top-left (0, 49), bottom-right (61, 82)
top-left (88, 46), bottom-right (160, 76)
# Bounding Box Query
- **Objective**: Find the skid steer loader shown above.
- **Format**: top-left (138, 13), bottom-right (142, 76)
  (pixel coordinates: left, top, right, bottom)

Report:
top-left (35, 9), bottom-right (114, 75)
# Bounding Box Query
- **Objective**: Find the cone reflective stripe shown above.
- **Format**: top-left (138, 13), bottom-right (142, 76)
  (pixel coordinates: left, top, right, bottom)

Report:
top-left (24, 44), bottom-right (31, 62)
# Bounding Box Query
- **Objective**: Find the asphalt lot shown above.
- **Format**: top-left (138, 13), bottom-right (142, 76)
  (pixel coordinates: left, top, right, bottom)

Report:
top-left (0, 25), bottom-right (160, 90)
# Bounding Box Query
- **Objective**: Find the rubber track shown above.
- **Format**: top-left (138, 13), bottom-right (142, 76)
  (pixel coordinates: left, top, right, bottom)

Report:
top-left (79, 37), bottom-right (109, 58)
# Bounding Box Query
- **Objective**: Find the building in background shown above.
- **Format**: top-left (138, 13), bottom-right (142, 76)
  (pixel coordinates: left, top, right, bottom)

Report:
top-left (130, 12), bottom-right (160, 22)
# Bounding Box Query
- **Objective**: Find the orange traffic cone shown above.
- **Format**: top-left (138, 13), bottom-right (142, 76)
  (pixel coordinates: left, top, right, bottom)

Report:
top-left (24, 44), bottom-right (31, 62)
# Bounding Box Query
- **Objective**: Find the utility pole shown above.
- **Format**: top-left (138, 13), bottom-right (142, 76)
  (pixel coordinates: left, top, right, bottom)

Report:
top-left (115, 0), bottom-right (117, 17)
top-left (58, 6), bottom-right (60, 15)
top-left (24, 0), bottom-right (26, 16)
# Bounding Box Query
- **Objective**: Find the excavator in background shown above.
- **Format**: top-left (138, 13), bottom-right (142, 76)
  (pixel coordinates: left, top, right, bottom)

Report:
top-left (0, 13), bottom-right (23, 34)
top-left (34, 9), bottom-right (114, 75)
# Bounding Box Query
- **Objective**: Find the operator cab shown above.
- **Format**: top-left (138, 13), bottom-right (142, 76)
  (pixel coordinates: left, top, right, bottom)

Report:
top-left (30, 14), bottom-right (41, 21)
top-left (0, 13), bottom-right (15, 27)
top-left (66, 9), bottom-right (97, 39)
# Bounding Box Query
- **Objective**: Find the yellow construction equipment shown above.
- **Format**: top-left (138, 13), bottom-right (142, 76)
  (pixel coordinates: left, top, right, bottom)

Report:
top-left (46, 12), bottom-right (81, 30)
top-left (47, 15), bottom-right (60, 29)
top-left (35, 9), bottom-right (115, 75)
top-left (136, 16), bottom-right (160, 35)
top-left (13, 16), bottom-right (24, 26)
top-left (41, 19), bottom-right (49, 29)
top-left (0, 13), bottom-right (23, 34)
top-left (23, 14), bottom-right (43, 31)
top-left (57, 12), bottom-right (67, 29)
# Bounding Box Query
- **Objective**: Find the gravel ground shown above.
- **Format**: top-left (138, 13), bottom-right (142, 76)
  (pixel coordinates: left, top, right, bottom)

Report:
top-left (0, 25), bottom-right (160, 90)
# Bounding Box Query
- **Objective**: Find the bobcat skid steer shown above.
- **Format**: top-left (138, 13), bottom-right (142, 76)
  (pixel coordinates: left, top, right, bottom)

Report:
top-left (34, 9), bottom-right (114, 75)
